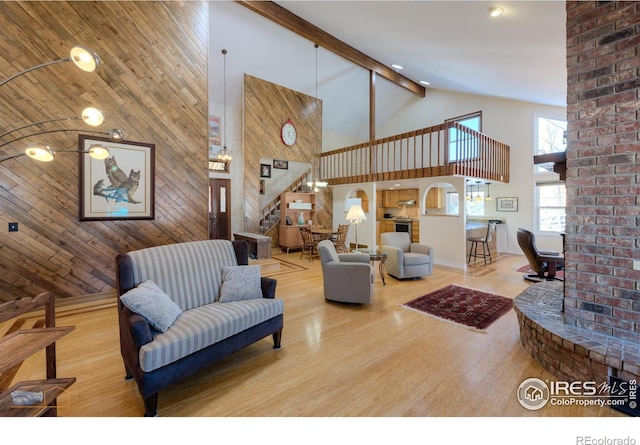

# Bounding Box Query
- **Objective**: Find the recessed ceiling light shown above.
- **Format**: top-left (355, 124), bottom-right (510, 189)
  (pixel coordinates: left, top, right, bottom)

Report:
top-left (391, 64), bottom-right (403, 70)
top-left (419, 80), bottom-right (431, 86)
top-left (489, 7), bottom-right (504, 17)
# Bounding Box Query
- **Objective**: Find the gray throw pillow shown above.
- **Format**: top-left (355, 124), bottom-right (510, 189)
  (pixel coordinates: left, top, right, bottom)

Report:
top-left (119, 280), bottom-right (183, 332)
top-left (219, 265), bottom-right (263, 302)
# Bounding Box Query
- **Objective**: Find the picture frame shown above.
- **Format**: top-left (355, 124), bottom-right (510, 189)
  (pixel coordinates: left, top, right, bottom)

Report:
top-left (273, 159), bottom-right (288, 169)
top-left (260, 163), bottom-right (271, 178)
top-left (208, 115), bottom-right (221, 147)
top-left (496, 197), bottom-right (518, 212)
top-left (79, 135), bottom-right (155, 221)
top-left (260, 179), bottom-right (265, 195)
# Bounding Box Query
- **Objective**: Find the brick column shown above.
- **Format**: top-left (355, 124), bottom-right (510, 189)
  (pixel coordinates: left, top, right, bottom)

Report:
top-left (565, 1), bottom-right (640, 341)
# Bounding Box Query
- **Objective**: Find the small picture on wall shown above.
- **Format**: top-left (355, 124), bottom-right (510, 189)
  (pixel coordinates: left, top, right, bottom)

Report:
top-left (260, 163), bottom-right (271, 178)
top-left (208, 115), bottom-right (221, 147)
top-left (260, 179), bottom-right (265, 195)
top-left (273, 159), bottom-right (288, 169)
top-left (497, 197), bottom-right (518, 212)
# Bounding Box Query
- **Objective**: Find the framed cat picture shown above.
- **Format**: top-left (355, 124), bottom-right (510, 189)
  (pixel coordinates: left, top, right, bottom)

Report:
top-left (78, 135), bottom-right (155, 220)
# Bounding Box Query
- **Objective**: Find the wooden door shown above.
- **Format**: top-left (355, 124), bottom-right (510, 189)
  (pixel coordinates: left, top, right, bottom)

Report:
top-left (209, 178), bottom-right (231, 240)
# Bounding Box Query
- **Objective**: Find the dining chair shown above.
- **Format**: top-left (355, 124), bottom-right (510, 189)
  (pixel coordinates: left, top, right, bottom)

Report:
top-left (299, 226), bottom-right (318, 262)
top-left (333, 224), bottom-right (349, 253)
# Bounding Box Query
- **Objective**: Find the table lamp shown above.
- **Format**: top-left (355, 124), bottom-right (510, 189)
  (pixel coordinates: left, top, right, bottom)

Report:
top-left (346, 204), bottom-right (367, 251)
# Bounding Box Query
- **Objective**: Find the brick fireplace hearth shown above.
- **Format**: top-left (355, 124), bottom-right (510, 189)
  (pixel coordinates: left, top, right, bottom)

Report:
top-left (514, 281), bottom-right (640, 385)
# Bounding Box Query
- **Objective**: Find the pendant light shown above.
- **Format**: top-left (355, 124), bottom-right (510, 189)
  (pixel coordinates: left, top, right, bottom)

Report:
top-left (475, 181), bottom-right (484, 201)
top-left (218, 49), bottom-right (232, 163)
top-left (485, 182), bottom-right (493, 201)
top-left (465, 179), bottom-right (472, 201)
top-left (306, 43), bottom-right (327, 192)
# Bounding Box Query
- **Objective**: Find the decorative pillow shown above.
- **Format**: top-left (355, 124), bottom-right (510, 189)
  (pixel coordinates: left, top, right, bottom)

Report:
top-left (219, 265), bottom-right (263, 302)
top-left (119, 280), bottom-right (182, 332)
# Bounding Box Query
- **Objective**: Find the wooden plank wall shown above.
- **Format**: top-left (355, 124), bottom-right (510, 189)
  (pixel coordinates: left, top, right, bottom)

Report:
top-left (0, 1), bottom-right (209, 302)
top-left (243, 74), bottom-right (332, 237)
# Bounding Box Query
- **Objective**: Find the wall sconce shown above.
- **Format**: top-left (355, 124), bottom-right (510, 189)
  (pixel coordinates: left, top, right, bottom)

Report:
top-left (0, 45), bottom-right (124, 164)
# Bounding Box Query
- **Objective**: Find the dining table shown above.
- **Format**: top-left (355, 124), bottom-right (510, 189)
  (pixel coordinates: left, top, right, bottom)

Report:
top-left (311, 227), bottom-right (338, 241)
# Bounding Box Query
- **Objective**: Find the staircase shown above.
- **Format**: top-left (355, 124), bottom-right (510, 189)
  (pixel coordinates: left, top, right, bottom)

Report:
top-left (259, 170), bottom-right (312, 237)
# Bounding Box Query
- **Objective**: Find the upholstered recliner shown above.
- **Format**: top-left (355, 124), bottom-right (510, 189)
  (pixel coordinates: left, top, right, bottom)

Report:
top-left (380, 232), bottom-right (434, 280)
top-left (317, 239), bottom-right (374, 304)
top-left (517, 227), bottom-right (565, 282)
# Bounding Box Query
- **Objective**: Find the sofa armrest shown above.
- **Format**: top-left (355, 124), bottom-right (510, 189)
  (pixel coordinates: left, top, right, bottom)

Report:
top-left (382, 244), bottom-right (403, 268)
top-left (128, 312), bottom-right (154, 347)
top-left (337, 253), bottom-right (370, 263)
top-left (261, 276), bottom-right (277, 299)
top-left (410, 243), bottom-right (434, 262)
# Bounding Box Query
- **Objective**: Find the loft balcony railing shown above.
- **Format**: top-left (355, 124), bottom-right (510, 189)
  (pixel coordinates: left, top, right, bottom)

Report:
top-left (320, 121), bottom-right (510, 185)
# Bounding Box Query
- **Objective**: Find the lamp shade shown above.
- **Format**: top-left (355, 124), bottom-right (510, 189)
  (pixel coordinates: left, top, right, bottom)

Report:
top-left (24, 143), bottom-right (55, 162)
top-left (346, 204), bottom-right (366, 224)
top-left (81, 107), bottom-right (104, 126)
top-left (70, 45), bottom-right (100, 72)
top-left (87, 144), bottom-right (110, 160)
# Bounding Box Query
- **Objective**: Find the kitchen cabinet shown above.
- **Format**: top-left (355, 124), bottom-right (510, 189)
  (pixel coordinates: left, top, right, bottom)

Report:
top-left (398, 189), bottom-right (418, 202)
top-left (382, 189), bottom-right (418, 208)
top-left (411, 221), bottom-right (419, 243)
top-left (377, 219), bottom-right (395, 246)
top-left (382, 190), bottom-right (399, 208)
top-left (356, 190), bottom-right (369, 213)
top-left (426, 187), bottom-right (442, 209)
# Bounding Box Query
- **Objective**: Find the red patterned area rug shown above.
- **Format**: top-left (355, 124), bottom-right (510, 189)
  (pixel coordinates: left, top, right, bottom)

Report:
top-left (402, 284), bottom-right (513, 332)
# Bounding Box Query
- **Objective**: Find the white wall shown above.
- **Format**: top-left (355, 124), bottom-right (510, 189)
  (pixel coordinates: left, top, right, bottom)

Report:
top-left (373, 87), bottom-right (566, 255)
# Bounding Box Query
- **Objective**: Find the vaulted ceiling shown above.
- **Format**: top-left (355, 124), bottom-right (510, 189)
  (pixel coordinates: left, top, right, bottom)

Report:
top-left (209, 1), bottom-right (566, 140)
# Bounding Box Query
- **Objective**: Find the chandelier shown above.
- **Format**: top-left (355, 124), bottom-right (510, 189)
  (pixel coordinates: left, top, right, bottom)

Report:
top-left (0, 45), bottom-right (124, 163)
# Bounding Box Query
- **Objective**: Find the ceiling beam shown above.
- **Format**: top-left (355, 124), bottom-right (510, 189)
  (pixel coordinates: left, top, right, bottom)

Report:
top-left (236, 1), bottom-right (426, 98)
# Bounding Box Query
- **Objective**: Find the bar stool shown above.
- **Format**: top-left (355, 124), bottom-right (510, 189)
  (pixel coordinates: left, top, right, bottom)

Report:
top-left (467, 222), bottom-right (497, 266)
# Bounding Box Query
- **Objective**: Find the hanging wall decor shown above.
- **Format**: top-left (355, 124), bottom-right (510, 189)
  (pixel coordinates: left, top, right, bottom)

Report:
top-left (79, 135), bottom-right (155, 220)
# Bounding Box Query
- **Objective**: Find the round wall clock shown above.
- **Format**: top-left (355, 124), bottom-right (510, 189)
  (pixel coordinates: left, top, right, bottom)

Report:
top-left (281, 119), bottom-right (297, 146)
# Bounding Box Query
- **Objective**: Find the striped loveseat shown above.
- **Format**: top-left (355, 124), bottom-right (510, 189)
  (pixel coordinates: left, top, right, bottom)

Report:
top-left (116, 239), bottom-right (283, 416)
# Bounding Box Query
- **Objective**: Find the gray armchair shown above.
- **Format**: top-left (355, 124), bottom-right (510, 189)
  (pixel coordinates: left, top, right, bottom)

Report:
top-left (380, 232), bottom-right (434, 280)
top-left (317, 240), bottom-right (374, 304)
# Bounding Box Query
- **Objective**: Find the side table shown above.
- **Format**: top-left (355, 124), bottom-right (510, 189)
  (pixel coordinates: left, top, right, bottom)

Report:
top-left (353, 248), bottom-right (388, 285)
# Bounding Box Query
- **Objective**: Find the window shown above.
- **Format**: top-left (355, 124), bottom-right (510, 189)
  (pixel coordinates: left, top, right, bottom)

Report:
top-left (535, 116), bottom-right (567, 232)
top-left (466, 190), bottom-right (485, 217)
top-left (537, 183), bottom-right (566, 232)
top-left (446, 192), bottom-right (459, 215)
top-left (446, 111), bottom-right (481, 162)
top-left (535, 116), bottom-right (566, 173)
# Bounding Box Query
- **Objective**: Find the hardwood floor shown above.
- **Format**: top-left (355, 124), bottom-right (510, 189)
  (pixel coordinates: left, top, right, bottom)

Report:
top-left (2, 251), bottom-right (628, 423)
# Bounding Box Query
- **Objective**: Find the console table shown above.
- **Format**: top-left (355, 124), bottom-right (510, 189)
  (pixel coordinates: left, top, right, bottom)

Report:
top-left (234, 232), bottom-right (272, 260)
